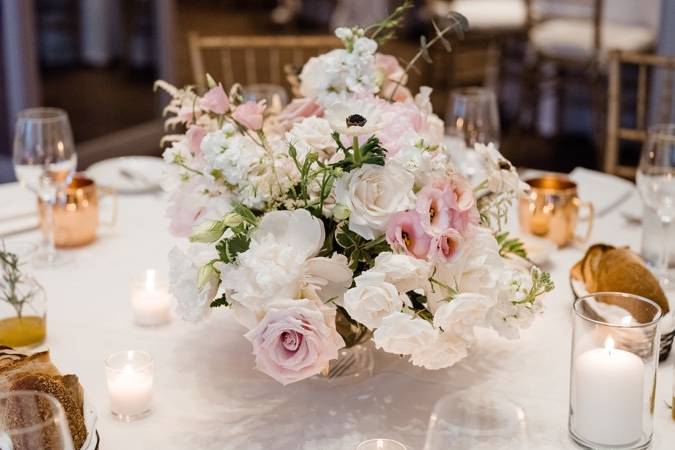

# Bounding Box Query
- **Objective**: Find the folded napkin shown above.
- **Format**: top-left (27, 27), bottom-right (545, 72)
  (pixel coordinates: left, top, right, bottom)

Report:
top-left (569, 167), bottom-right (635, 217)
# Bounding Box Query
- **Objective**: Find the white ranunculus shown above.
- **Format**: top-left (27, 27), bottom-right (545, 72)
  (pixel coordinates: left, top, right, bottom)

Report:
top-left (302, 253), bottom-right (353, 304)
top-left (324, 100), bottom-right (382, 137)
top-left (254, 209), bottom-right (325, 260)
top-left (476, 143), bottom-right (528, 196)
top-left (169, 246), bottom-right (218, 322)
top-left (335, 163), bottom-right (415, 240)
top-left (286, 117), bottom-right (338, 162)
top-left (433, 293), bottom-right (496, 340)
top-left (372, 252), bottom-right (431, 293)
top-left (410, 331), bottom-right (469, 369)
top-left (373, 311), bottom-right (435, 355)
top-left (343, 271), bottom-right (404, 329)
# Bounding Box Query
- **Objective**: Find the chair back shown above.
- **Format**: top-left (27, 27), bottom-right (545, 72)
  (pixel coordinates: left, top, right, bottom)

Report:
top-left (605, 51), bottom-right (675, 177)
top-left (188, 33), bottom-right (340, 90)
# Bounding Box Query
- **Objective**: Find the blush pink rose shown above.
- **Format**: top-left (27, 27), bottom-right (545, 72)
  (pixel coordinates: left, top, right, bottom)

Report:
top-left (199, 83), bottom-right (229, 114)
top-left (233, 101), bottom-right (266, 130)
top-left (386, 210), bottom-right (433, 260)
top-left (185, 125), bottom-right (207, 156)
top-left (375, 53), bottom-right (411, 102)
top-left (244, 299), bottom-right (344, 385)
top-left (278, 98), bottom-right (323, 129)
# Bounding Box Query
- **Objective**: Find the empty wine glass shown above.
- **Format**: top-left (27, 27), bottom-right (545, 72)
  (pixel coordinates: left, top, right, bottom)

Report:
top-left (445, 87), bottom-right (500, 180)
top-left (424, 391), bottom-right (528, 450)
top-left (0, 390), bottom-right (75, 450)
top-left (242, 84), bottom-right (288, 112)
top-left (636, 124), bottom-right (675, 286)
top-left (12, 108), bottom-right (77, 268)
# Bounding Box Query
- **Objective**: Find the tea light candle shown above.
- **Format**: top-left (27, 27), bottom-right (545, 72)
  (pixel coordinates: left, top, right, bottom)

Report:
top-left (572, 336), bottom-right (644, 446)
top-left (105, 350), bottom-right (154, 421)
top-left (131, 269), bottom-right (170, 326)
top-left (356, 439), bottom-right (407, 450)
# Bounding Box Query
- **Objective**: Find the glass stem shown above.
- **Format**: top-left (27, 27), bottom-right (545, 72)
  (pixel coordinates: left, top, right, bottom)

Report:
top-left (659, 217), bottom-right (672, 284)
top-left (41, 192), bottom-right (57, 263)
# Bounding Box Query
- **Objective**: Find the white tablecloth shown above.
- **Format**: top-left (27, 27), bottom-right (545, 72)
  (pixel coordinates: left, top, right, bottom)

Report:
top-left (0, 177), bottom-right (673, 450)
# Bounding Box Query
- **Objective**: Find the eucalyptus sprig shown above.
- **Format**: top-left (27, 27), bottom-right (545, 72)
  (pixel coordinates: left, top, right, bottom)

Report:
top-left (365, 0), bottom-right (414, 45)
top-left (0, 244), bottom-right (38, 318)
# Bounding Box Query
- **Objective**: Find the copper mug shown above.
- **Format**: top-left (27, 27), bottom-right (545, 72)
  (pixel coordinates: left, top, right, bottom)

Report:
top-left (518, 175), bottom-right (594, 247)
top-left (38, 174), bottom-right (117, 247)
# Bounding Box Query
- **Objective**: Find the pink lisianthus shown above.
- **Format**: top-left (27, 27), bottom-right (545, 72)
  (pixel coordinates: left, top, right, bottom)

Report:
top-left (244, 299), bottom-right (344, 385)
top-left (233, 101), bottom-right (266, 130)
top-left (416, 176), bottom-right (479, 237)
top-left (386, 210), bottom-right (433, 259)
top-left (431, 229), bottom-right (463, 263)
top-left (199, 83), bottom-right (229, 114)
top-left (278, 98), bottom-right (323, 129)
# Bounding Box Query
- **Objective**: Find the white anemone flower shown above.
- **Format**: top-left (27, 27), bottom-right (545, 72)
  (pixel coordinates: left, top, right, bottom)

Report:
top-left (324, 100), bottom-right (382, 137)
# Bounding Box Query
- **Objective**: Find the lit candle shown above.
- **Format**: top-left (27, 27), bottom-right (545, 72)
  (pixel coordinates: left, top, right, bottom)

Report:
top-left (356, 439), bottom-right (407, 450)
top-left (572, 336), bottom-right (644, 446)
top-left (105, 350), bottom-right (154, 421)
top-left (131, 269), bottom-right (170, 326)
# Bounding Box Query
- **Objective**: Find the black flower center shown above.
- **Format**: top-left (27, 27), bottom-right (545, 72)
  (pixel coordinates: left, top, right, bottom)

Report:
top-left (346, 114), bottom-right (367, 128)
top-left (498, 160), bottom-right (512, 171)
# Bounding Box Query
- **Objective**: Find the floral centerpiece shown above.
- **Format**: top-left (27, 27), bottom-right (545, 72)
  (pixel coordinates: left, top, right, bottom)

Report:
top-left (157, 3), bottom-right (553, 385)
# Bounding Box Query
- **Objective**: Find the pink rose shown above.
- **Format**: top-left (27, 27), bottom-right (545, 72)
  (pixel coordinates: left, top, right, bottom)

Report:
top-left (244, 299), bottom-right (344, 385)
top-left (185, 125), bottom-right (207, 156)
top-left (375, 53), bottom-right (410, 103)
top-left (386, 210), bottom-right (433, 260)
top-left (233, 101), bottom-right (266, 130)
top-left (278, 98), bottom-right (323, 130)
top-left (199, 83), bottom-right (229, 114)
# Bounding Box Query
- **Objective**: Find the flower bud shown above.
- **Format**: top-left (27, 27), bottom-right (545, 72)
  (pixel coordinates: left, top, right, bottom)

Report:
top-left (332, 203), bottom-right (351, 220)
top-left (190, 220), bottom-right (226, 243)
top-left (222, 212), bottom-right (244, 228)
top-left (197, 263), bottom-right (219, 290)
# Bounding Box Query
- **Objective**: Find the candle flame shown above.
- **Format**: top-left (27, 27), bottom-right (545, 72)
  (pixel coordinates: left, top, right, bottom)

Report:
top-left (605, 336), bottom-right (615, 353)
top-left (145, 269), bottom-right (156, 291)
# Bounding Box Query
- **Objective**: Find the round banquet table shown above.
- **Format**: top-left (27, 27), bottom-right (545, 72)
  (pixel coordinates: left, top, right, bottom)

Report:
top-left (0, 174), bottom-right (674, 450)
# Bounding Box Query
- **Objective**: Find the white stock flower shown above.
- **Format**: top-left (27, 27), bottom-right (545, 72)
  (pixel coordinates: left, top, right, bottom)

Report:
top-left (486, 267), bottom-right (543, 340)
top-left (325, 100), bottom-right (382, 137)
top-left (476, 143), bottom-right (528, 196)
top-left (388, 141), bottom-right (452, 188)
top-left (371, 252), bottom-right (431, 293)
top-left (169, 246), bottom-right (219, 322)
top-left (409, 331), bottom-right (469, 369)
top-left (343, 271), bottom-right (405, 329)
top-left (373, 311), bottom-right (435, 355)
top-left (433, 293), bottom-right (496, 340)
top-left (335, 163), bottom-right (415, 239)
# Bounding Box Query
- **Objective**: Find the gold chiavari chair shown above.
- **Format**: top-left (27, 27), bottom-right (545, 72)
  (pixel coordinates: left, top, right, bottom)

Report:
top-left (187, 33), bottom-right (340, 91)
top-left (604, 51), bottom-right (675, 178)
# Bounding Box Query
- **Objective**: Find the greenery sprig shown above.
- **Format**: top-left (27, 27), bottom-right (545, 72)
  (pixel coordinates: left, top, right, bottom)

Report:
top-left (0, 244), bottom-right (40, 318)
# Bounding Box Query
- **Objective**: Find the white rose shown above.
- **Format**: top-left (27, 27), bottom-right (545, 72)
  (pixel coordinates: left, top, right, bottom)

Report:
top-left (410, 331), bottom-right (468, 369)
top-left (433, 293), bottom-right (496, 340)
top-left (373, 311), bottom-right (435, 355)
top-left (343, 272), bottom-right (404, 329)
top-left (286, 117), bottom-right (338, 162)
top-left (302, 253), bottom-right (353, 304)
top-left (335, 163), bottom-right (415, 239)
top-left (372, 252), bottom-right (431, 293)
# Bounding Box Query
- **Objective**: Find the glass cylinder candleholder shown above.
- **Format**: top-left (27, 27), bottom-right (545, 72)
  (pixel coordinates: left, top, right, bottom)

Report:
top-left (105, 350), bottom-right (154, 422)
top-left (356, 438), bottom-right (407, 450)
top-left (569, 293), bottom-right (662, 449)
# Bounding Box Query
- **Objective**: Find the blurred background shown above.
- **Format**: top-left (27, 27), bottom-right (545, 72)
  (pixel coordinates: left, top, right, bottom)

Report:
top-left (1, 0), bottom-right (673, 183)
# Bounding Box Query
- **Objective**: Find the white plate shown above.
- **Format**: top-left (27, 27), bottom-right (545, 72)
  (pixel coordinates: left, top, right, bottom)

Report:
top-left (82, 394), bottom-right (99, 450)
top-left (86, 156), bottom-right (164, 194)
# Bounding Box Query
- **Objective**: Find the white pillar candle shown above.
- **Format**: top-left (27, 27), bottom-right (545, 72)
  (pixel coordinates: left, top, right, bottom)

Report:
top-left (131, 269), bottom-right (170, 326)
top-left (107, 365), bottom-right (153, 418)
top-left (572, 336), bottom-right (644, 446)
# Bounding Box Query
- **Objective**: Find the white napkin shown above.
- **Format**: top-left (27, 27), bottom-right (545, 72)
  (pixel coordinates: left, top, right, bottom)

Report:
top-left (0, 191), bottom-right (39, 238)
top-left (569, 167), bottom-right (635, 217)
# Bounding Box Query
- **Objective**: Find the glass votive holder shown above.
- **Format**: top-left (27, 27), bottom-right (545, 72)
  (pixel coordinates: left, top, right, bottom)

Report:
top-left (130, 269), bottom-right (171, 326)
top-left (569, 293), bottom-right (662, 449)
top-left (356, 439), bottom-right (407, 450)
top-left (105, 350), bottom-right (154, 422)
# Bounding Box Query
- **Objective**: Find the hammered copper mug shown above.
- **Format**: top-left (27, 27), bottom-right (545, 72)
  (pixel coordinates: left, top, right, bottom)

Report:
top-left (38, 174), bottom-right (117, 247)
top-left (518, 175), bottom-right (594, 247)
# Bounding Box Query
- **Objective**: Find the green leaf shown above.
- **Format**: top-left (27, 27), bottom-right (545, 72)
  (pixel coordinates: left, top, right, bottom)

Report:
top-left (210, 293), bottom-right (230, 308)
top-left (495, 231), bottom-right (528, 259)
top-left (232, 204), bottom-right (258, 226)
top-left (216, 234), bottom-right (250, 264)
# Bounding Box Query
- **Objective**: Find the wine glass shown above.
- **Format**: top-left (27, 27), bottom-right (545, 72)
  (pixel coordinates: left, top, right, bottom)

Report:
top-left (445, 87), bottom-right (500, 180)
top-left (241, 84), bottom-right (288, 112)
top-left (0, 390), bottom-right (75, 450)
top-left (12, 108), bottom-right (77, 267)
top-left (636, 124), bottom-right (675, 286)
top-left (424, 391), bottom-right (528, 450)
